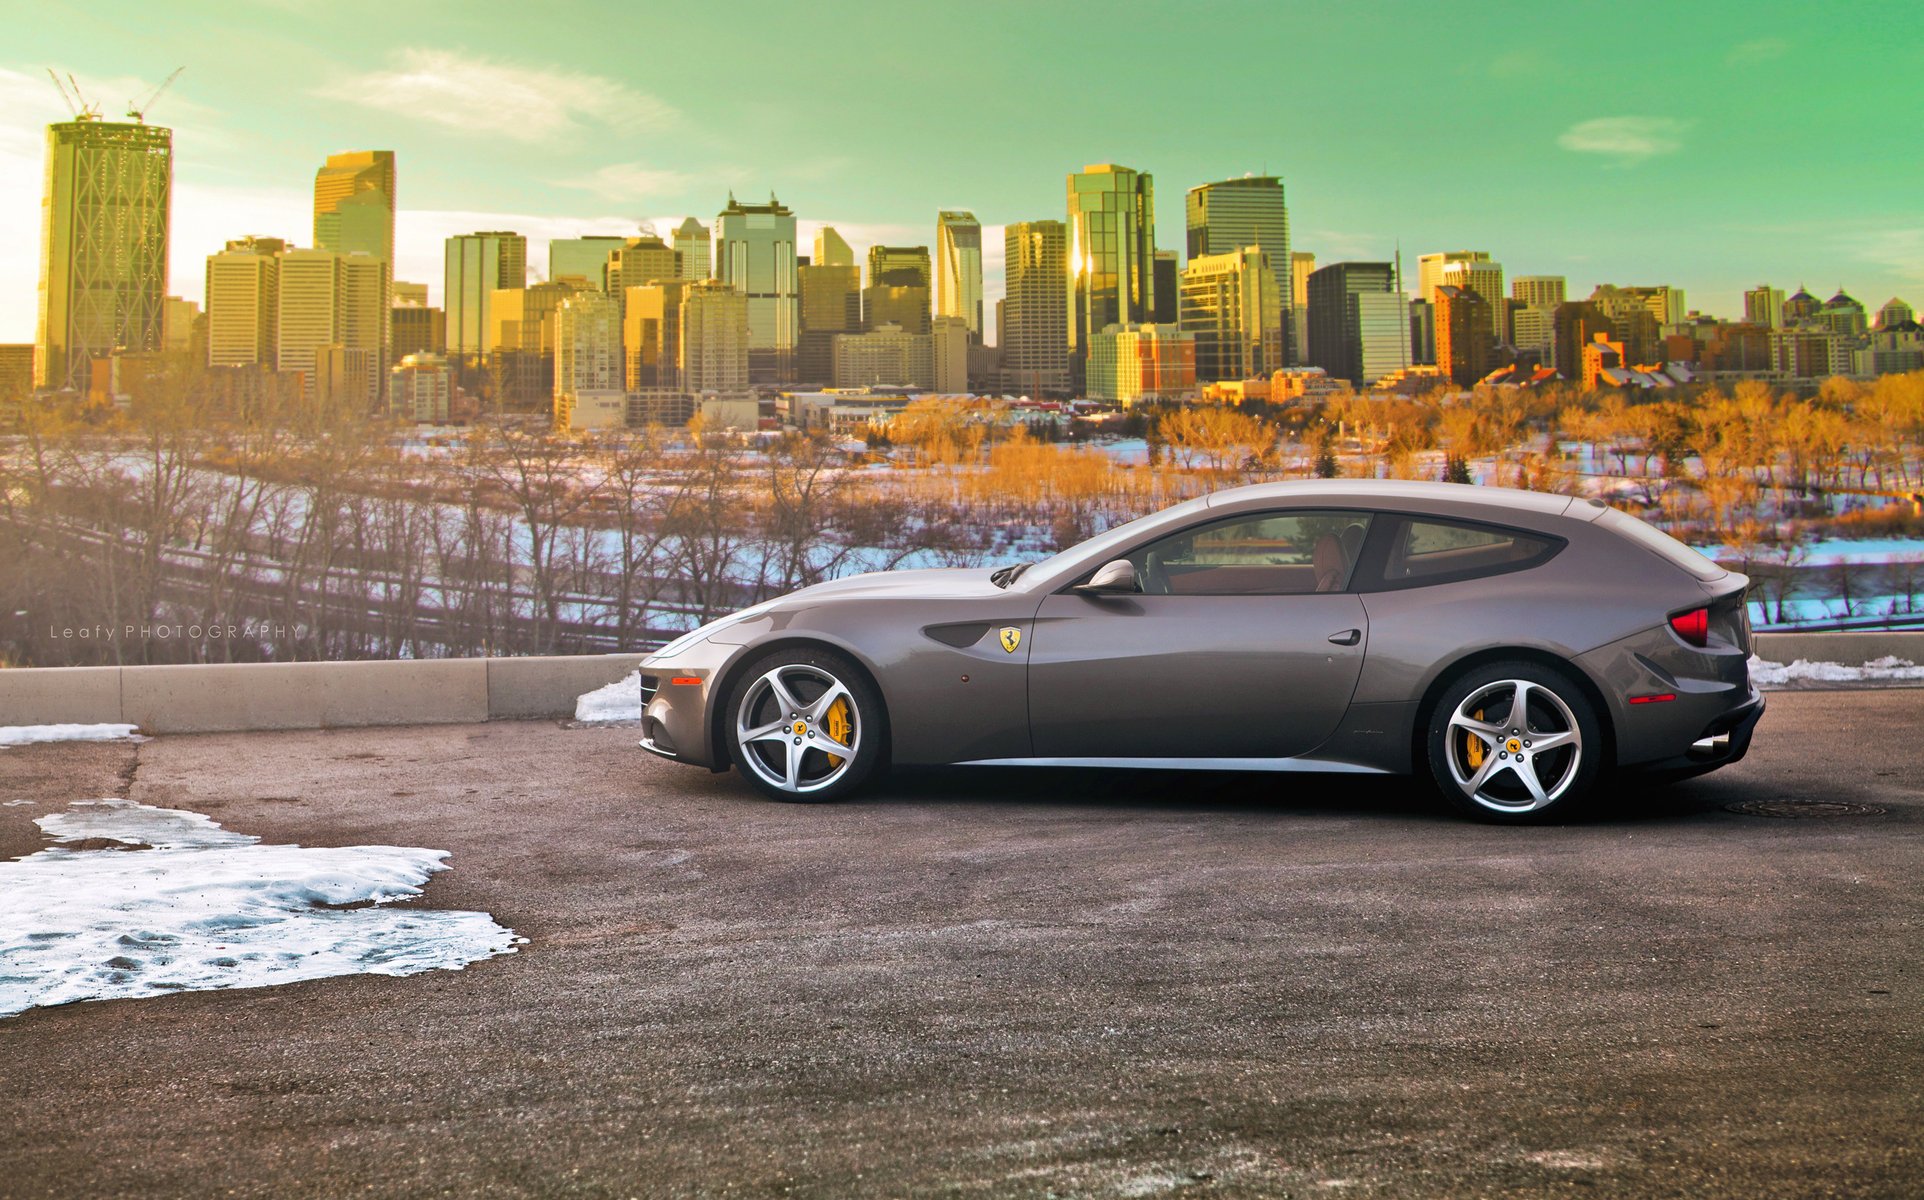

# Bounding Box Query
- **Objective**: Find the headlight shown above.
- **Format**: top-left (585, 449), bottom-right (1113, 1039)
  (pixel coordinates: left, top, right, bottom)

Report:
top-left (645, 605), bottom-right (768, 661)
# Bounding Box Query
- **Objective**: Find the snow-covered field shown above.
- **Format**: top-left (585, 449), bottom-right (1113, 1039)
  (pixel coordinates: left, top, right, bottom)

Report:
top-left (0, 724), bottom-right (144, 747)
top-left (0, 798), bottom-right (520, 1019)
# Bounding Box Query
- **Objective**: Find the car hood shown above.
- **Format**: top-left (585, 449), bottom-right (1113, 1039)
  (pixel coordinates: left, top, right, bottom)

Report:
top-left (778, 567), bottom-right (1007, 604)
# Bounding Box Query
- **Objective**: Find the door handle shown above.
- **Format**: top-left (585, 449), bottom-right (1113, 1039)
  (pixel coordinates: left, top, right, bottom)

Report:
top-left (1328, 628), bottom-right (1361, 646)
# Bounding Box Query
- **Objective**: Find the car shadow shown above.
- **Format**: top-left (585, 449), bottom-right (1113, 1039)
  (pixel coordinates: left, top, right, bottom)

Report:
top-left (860, 765), bottom-right (1736, 827)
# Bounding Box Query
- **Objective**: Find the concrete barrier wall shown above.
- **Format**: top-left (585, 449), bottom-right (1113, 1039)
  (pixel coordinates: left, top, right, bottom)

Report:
top-left (0, 636), bottom-right (1916, 735)
top-left (1751, 631), bottom-right (1922, 667)
top-left (0, 654), bottom-right (644, 733)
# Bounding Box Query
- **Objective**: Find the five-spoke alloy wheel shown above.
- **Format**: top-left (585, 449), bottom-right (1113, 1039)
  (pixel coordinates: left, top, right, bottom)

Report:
top-left (725, 648), bottom-right (884, 802)
top-left (1427, 661), bottom-right (1602, 822)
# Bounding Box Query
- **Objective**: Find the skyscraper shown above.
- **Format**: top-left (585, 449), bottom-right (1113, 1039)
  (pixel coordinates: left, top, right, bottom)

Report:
top-left (313, 152), bottom-right (394, 384)
top-left (445, 232), bottom-right (527, 358)
top-left (1290, 251), bottom-right (1315, 367)
top-left (549, 235), bottom-right (626, 288)
top-left (1185, 175), bottom-right (1291, 349)
top-left (1553, 301), bottom-right (1611, 379)
top-left (1512, 275), bottom-right (1566, 310)
top-left (865, 245), bottom-right (932, 334)
top-left (674, 218), bottom-right (711, 280)
top-left (553, 292), bottom-right (622, 399)
top-left (1416, 251), bottom-right (1490, 306)
top-left (204, 237), bottom-right (283, 368)
top-left (814, 226), bottom-right (854, 269)
top-left (935, 211), bottom-right (983, 340)
top-left (931, 316), bottom-right (969, 392)
top-left (275, 249), bottom-right (387, 407)
top-left (1179, 247), bottom-right (1283, 382)
top-left (1436, 259), bottom-right (1506, 342)
top-left (313, 151), bottom-right (395, 264)
top-left (1306, 261), bottom-right (1407, 386)
top-left (798, 262), bottom-right (861, 383)
top-left (1002, 221), bottom-right (1070, 394)
top-left (163, 297), bottom-right (199, 355)
top-left (605, 234), bottom-right (679, 296)
top-left (1152, 251), bottom-right (1180, 325)
top-left (680, 280), bottom-right (751, 394)
top-left (1744, 285), bottom-right (1786, 329)
top-left (35, 116), bottom-right (172, 391)
top-left (715, 193), bottom-right (799, 382)
top-left (1588, 285), bottom-right (1669, 363)
top-left (1067, 164), bottom-right (1156, 370)
top-left (623, 281), bottom-right (689, 391)
top-left (1435, 284), bottom-right (1494, 386)
top-left (487, 280), bottom-right (578, 407)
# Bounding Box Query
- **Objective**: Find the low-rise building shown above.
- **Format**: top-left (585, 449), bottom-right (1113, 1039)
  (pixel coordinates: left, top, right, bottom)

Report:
top-left (390, 352), bottom-right (452, 423)
top-left (1086, 323), bottom-right (1196, 406)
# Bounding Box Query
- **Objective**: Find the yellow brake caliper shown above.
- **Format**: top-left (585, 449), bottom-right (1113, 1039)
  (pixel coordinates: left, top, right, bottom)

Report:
top-left (1466, 707), bottom-right (1486, 770)
top-left (824, 698), bottom-right (852, 767)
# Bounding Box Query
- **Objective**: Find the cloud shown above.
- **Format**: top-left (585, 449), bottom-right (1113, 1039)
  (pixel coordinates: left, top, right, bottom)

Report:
top-left (1726, 38), bottom-right (1790, 67)
top-left (1557, 117), bottom-right (1687, 165)
top-left (560, 162), bottom-right (698, 203)
top-left (315, 50), bottom-right (675, 143)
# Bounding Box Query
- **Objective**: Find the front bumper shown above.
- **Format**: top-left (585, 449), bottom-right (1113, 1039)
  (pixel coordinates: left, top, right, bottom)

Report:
top-left (634, 642), bottom-right (739, 770)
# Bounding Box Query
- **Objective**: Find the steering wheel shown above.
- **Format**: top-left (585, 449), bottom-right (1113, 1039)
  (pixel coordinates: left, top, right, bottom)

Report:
top-left (1141, 551), bottom-right (1170, 596)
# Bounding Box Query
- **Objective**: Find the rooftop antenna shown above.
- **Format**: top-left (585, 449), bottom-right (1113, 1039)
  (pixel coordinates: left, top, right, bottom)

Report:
top-left (126, 66), bottom-right (183, 123)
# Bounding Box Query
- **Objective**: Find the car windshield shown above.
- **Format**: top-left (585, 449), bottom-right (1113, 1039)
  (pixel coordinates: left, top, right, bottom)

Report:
top-left (999, 494), bottom-right (1216, 586)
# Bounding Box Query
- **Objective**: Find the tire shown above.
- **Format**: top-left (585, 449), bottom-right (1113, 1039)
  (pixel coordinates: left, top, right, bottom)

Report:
top-left (723, 647), bottom-right (885, 803)
top-left (1425, 660), bottom-right (1603, 823)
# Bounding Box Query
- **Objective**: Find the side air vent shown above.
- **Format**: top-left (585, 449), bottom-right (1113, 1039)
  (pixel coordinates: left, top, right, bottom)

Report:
top-left (923, 623), bottom-right (991, 649)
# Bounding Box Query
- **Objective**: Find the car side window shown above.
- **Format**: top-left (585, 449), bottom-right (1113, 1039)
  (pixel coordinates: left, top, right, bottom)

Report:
top-left (1126, 511), bottom-right (1373, 596)
top-left (1378, 516), bottom-right (1558, 588)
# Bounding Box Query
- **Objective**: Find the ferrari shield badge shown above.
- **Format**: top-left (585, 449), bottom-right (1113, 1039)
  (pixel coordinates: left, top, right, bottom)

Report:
top-left (998, 626), bottom-right (1022, 653)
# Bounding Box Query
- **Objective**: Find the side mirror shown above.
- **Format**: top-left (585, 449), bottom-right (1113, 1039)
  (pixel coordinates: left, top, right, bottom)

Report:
top-left (1072, 559), bottom-right (1139, 597)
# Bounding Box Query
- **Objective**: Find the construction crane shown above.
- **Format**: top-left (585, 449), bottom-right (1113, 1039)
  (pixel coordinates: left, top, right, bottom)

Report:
top-left (45, 68), bottom-right (100, 120)
top-left (126, 67), bottom-right (183, 124)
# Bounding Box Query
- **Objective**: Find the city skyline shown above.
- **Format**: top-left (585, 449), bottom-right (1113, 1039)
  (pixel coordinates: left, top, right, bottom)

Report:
top-left (2, 1), bottom-right (1918, 343)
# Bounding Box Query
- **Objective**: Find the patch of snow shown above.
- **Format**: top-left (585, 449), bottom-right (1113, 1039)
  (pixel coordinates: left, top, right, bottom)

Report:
top-left (0, 798), bottom-right (519, 1019)
top-left (1749, 654), bottom-right (1924, 687)
top-left (0, 724), bottom-right (144, 747)
top-left (576, 670), bottom-right (643, 723)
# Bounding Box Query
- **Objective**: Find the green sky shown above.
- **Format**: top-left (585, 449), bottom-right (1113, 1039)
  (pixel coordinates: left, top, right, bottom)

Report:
top-left (4, 0), bottom-right (1919, 340)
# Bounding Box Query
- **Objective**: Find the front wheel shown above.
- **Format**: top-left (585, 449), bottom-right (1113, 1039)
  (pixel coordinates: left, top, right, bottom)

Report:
top-left (724, 648), bottom-right (884, 802)
top-left (1426, 661), bottom-right (1603, 823)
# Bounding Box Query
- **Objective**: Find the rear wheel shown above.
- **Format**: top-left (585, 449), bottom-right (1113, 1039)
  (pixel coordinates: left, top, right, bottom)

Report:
top-left (724, 648), bottom-right (884, 803)
top-left (1426, 661), bottom-right (1602, 823)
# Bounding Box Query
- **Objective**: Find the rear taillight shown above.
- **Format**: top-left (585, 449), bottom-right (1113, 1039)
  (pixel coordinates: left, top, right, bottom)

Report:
top-left (1670, 607), bottom-right (1710, 647)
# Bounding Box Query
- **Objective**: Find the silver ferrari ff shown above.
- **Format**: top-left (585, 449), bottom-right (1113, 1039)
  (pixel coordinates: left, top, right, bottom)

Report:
top-left (634, 480), bottom-right (1763, 822)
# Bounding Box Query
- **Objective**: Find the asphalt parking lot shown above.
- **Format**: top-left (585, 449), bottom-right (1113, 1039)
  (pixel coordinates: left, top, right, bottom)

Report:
top-left (1, 688), bottom-right (1920, 1199)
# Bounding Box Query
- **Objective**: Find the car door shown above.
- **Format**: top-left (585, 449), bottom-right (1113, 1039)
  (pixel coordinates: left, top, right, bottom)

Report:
top-left (1026, 510), bottom-right (1373, 761)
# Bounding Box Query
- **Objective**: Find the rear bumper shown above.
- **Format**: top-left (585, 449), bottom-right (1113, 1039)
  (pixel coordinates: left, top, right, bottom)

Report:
top-left (1629, 687), bottom-right (1765, 776)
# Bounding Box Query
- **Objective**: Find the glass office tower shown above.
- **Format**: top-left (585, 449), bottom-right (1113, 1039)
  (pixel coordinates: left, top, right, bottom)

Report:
top-left (715, 193), bottom-right (799, 383)
top-left (1067, 164), bottom-right (1156, 375)
top-left (36, 117), bottom-right (172, 391)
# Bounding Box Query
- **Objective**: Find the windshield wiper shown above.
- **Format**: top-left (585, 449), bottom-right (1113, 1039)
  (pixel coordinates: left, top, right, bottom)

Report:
top-left (990, 562), bottom-right (1032, 589)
